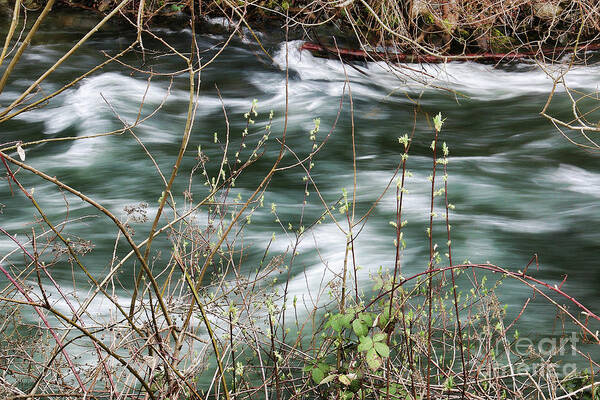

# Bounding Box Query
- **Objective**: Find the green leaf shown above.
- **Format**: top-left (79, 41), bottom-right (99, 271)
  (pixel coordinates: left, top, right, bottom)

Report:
top-left (433, 112), bottom-right (444, 131)
top-left (398, 134), bottom-right (410, 150)
top-left (372, 333), bottom-right (386, 342)
top-left (359, 312), bottom-right (374, 327)
top-left (329, 314), bottom-right (343, 332)
top-left (338, 374), bottom-right (352, 386)
top-left (377, 309), bottom-right (390, 330)
top-left (341, 310), bottom-right (355, 328)
top-left (357, 336), bottom-right (373, 352)
top-left (311, 367), bottom-right (324, 384)
top-left (349, 377), bottom-right (361, 393)
top-left (373, 276), bottom-right (383, 290)
top-left (444, 375), bottom-right (454, 390)
top-left (341, 391), bottom-right (354, 400)
top-left (366, 348), bottom-right (382, 370)
top-left (353, 319), bottom-right (368, 337)
top-left (374, 342), bottom-right (390, 358)
top-left (320, 374), bottom-right (337, 385)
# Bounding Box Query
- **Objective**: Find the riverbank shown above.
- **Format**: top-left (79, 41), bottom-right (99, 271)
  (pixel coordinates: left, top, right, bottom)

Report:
top-left (3, 0), bottom-right (599, 61)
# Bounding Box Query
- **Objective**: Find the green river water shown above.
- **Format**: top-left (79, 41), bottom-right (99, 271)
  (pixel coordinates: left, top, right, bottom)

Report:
top-left (1, 12), bottom-right (599, 370)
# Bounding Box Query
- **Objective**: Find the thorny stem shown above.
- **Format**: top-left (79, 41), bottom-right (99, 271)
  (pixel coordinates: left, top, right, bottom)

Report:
top-left (129, 44), bottom-right (198, 321)
top-left (387, 110), bottom-right (418, 400)
top-left (426, 123), bottom-right (440, 400)
top-left (443, 145), bottom-right (468, 400)
top-left (177, 10), bottom-right (290, 343)
top-left (336, 40), bottom-right (356, 376)
top-left (178, 258), bottom-right (230, 400)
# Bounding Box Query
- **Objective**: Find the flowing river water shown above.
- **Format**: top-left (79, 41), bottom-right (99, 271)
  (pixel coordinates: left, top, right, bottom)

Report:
top-left (1, 12), bottom-right (600, 366)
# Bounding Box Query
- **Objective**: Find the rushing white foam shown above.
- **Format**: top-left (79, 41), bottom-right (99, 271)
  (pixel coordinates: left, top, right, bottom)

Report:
top-left (554, 163), bottom-right (600, 197)
top-left (274, 41), bottom-right (600, 101)
top-left (205, 16), bottom-right (237, 29)
top-left (203, 16), bottom-right (264, 42)
top-left (259, 216), bottom-right (421, 316)
top-left (15, 72), bottom-right (192, 167)
top-left (18, 72), bottom-right (187, 135)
